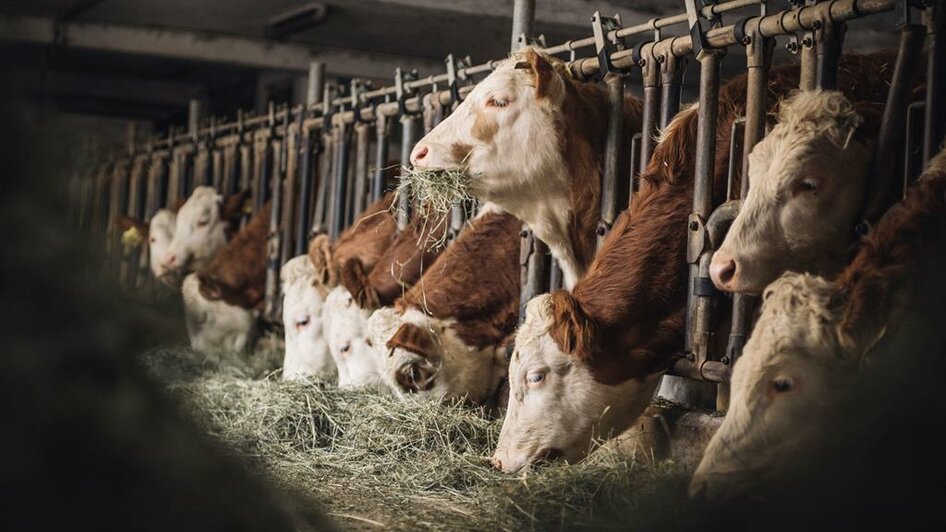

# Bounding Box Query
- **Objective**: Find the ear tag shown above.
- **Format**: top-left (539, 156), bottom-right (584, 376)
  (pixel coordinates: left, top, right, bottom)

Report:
top-left (121, 226), bottom-right (143, 250)
top-left (242, 197), bottom-right (254, 215)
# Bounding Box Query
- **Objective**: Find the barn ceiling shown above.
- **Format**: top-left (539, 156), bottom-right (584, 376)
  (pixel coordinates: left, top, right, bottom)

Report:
top-left (0, 0), bottom-right (901, 128)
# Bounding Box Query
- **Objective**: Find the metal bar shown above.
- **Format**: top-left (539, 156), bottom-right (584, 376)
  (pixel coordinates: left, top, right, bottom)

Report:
top-left (904, 101), bottom-right (926, 191)
top-left (311, 127), bottom-right (333, 236)
top-left (264, 115), bottom-right (289, 322)
top-left (329, 117), bottom-right (351, 239)
top-left (639, 48), bottom-right (661, 174)
top-left (658, 52), bottom-right (684, 129)
top-left (597, 72), bottom-right (628, 248)
top-left (863, 22), bottom-right (925, 221)
top-left (396, 115), bottom-right (418, 231)
top-left (372, 112), bottom-right (391, 202)
top-left (925, 0), bottom-right (946, 164)
top-left (352, 122), bottom-right (372, 221)
top-left (510, 0), bottom-right (536, 50)
top-left (815, 20), bottom-right (846, 90)
top-left (686, 50), bottom-right (724, 369)
top-left (295, 126), bottom-right (317, 255)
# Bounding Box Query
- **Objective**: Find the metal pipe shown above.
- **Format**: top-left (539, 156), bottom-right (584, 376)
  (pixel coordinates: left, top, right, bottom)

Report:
top-left (352, 123), bottom-right (371, 220)
top-left (639, 48), bottom-right (661, 173)
top-left (329, 117), bottom-right (351, 239)
top-left (307, 62), bottom-right (325, 107)
top-left (597, 72), bottom-right (628, 248)
top-left (372, 112), bottom-right (390, 202)
top-left (265, 117), bottom-right (288, 322)
top-left (295, 126), bottom-right (317, 255)
top-left (815, 21), bottom-right (846, 90)
top-left (510, 0), bottom-right (536, 50)
top-left (518, 227), bottom-right (551, 323)
top-left (686, 50), bottom-right (723, 367)
top-left (925, 0), bottom-right (946, 164)
top-left (396, 115), bottom-right (418, 231)
top-left (311, 129), bottom-right (333, 236)
top-left (659, 52), bottom-right (684, 128)
top-left (904, 101), bottom-right (926, 191)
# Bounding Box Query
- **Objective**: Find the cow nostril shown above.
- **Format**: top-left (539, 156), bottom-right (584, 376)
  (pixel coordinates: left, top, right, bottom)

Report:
top-left (710, 255), bottom-right (737, 289)
top-left (491, 457), bottom-right (503, 471)
top-left (165, 254), bottom-right (177, 266)
top-left (411, 145), bottom-right (429, 164)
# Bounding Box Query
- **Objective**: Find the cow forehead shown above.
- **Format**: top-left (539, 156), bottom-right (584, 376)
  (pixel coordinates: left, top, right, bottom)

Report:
top-left (465, 61), bottom-right (528, 102)
top-left (178, 187), bottom-right (219, 220)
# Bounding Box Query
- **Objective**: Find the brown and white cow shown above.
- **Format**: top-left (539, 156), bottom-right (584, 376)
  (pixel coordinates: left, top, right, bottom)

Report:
top-left (155, 186), bottom-right (249, 286)
top-left (117, 209), bottom-right (177, 280)
top-left (281, 254), bottom-right (335, 381)
top-left (183, 201), bottom-right (271, 351)
top-left (691, 147), bottom-right (946, 500)
top-left (321, 211), bottom-right (448, 390)
top-left (410, 48), bottom-right (642, 289)
top-left (710, 52), bottom-right (922, 294)
top-left (367, 203), bottom-right (521, 405)
top-left (491, 55), bottom-right (902, 473)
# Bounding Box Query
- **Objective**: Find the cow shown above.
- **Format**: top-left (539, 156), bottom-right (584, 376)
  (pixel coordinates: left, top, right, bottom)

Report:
top-left (281, 255), bottom-right (335, 381)
top-left (117, 208), bottom-right (177, 279)
top-left (367, 203), bottom-right (520, 406)
top-left (490, 54), bottom-right (901, 473)
top-left (690, 147), bottom-right (946, 500)
top-left (182, 272), bottom-right (257, 353)
top-left (709, 91), bottom-right (882, 293)
top-left (157, 186), bottom-right (250, 286)
top-left (307, 191), bottom-right (397, 290)
top-left (320, 211), bottom-right (448, 390)
top-left (409, 48), bottom-right (643, 289)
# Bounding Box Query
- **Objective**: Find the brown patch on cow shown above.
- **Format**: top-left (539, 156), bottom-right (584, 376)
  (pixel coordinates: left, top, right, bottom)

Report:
top-left (196, 201), bottom-right (271, 309)
top-left (548, 52), bottom-right (911, 385)
top-left (451, 142), bottom-right (473, 164)
top-left (365, 209), bottom-right (448, 308)
top-left (331, 191), bottom-right (398, 274)
top-left (386, 322), bottom-right (438, 360)
top-left (307, 234), bottom-right (335, 287)
top-left (399, 211), bottom-right (521, 349)
top-left (472, 111), bottom-right (499, 143)
top-left (519, 48), bottom-right (556, 99)
top-left (340, 257), bottom-right (380, 310)
top-left (835, 158), bottom-right (946, 356)
top-left (116, 215), bottom-right (149, 238)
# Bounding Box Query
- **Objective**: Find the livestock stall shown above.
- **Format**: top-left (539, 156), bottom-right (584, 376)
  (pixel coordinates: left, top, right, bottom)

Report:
top-left (26, 0), bottom-right (946, 528)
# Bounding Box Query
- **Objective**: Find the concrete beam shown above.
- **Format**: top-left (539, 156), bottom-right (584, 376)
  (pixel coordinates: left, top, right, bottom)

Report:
top-left (0, 14), bottom-right (445, 79)
top-left (12, 70), bottom-right (205, 107)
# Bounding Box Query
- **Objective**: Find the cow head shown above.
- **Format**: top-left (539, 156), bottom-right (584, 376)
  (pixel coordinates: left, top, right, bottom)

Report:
top-left (181, 273), bottom-right (257, 353)
top-left (146, 209), bottom-right (177, 280)
top-left (323, 286), bottom-right (384, 391)
top-left (368, 307), bottom-right (508, 406)
top-left (159, 187), bottom-right (248, 286)
top-left (281, 256), bottom-right (335, 381)
top-left (690, 272), bottom-right (880, 500)
top-left (410, 47), bottom-right (569, 207)
top-left (492, 294), bottom-right (660, 473)
top-left (711, 91), bottom-right (880, 293)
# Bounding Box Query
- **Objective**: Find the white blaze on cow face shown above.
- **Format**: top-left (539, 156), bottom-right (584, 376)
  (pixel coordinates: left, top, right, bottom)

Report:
top-left (160, 187), bottom-right (231, 285)
top-left (323, 286), bottom-right (385, 391)
top-left (148, 209), bottom-right (177, 280)
top-left (410, 49), bottom-right (583, 287)
top-left (368, 307), bottom-right (508, 405)
top-left (690, 273), bottom-right (862, 500)
top-left (182, 273), bottom-right (257, 352)
top-left (280, 256), bottom-right (335, 381)
top-left (492, 295), bottom-right (661, 474)
top-left (711, 91), bottom-right (874, 294)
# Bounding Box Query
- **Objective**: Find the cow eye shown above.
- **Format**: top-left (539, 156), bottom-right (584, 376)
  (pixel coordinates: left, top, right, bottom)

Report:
top-left (526, 369), bottom-right (546, 388)
top-left (196, 218), bottom-right (210, 228)
top-left (340, 342), bottom-right (352, 354)
top-left (486, 96), bottom-right (509, 108)
top-left (149, 237), bottom-right (156, 243)
top-left (795, 178), bottom-right (819, 195)
top-left (295, 316), bottom-right (310, 329)
top-left (772, 376), bottom-right (794, 393)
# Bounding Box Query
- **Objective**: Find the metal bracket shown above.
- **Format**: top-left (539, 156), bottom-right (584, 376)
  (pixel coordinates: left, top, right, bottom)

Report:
top-left (321, 83), bottom-right (336, 129)
top-left (592, 11), bottom-right (627, 76)
top-left (445, 54), bottom-right (471, 105)
top-left (395, 67), bottom-right (419, 116)
top-left (686, 213), bottom-right (709, 264)
top-left (516, 33), bottom-right (547, 50)
top-left (685, 0), bottom-right (721, 57)
top-left (351, 78), bottom-right (373, 123)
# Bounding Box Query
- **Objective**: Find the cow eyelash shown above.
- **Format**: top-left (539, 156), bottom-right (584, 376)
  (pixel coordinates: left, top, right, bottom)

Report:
top-left (487, 97), bottom-right (509, 108)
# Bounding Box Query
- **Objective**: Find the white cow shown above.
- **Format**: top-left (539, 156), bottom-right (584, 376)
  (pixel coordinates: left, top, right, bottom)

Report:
top-left (181, 273), bottom-right (257, 353)
top-left (710, 91), bottom-right (877, 293)
top-left (280, 255), bottom-right (335, 381)
top-left (117, 208), bottom-right (176, 280)
top-left (323, 286), bottom-right (385, 391)
top-left (159, 186), bottom-right (246, 286)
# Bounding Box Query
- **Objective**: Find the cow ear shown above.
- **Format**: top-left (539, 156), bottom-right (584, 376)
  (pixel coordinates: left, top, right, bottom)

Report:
top-left (308, 234), bottom-right (335, 287)
top-left (835, 276), bottom-right (889, 361)
top-left (386, 323), bottom-right (439, 361)
top-left (197, 272), bottom-right (223, 301)
top-left (340, 258), bottom-right (380, 310)
top-left (116, 215), bottom-right (147, 234)
top-left (220, 189), bottom-right (252, 221)
top-left (546, 291), bottom-right (596, 360)
top-left (519, 48), bottom-right (557, 99)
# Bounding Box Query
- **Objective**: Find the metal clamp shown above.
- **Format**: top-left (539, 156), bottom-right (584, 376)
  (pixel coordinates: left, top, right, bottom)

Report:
top-left (445, 54), bottom-right (471, 105)
top-left (351, 78), bottom-right (373, 124)
top-left (395, 67), bottom-right (420, 116)
top-left (592, 11), bottom-right (627, 75)
top-left (685, 0), bottom-right (722, 56)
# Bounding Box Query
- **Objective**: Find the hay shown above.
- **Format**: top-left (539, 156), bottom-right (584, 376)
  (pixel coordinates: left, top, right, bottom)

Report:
top-left (143, 346), bottom-right (691, 531)
top-left (392, 166), bottom-right (478, 251)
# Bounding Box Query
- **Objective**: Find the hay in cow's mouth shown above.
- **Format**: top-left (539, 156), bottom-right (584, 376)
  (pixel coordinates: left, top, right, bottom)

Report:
top-left (142, 343), bottom-right (691, 531)
top-left (393, 167), bottom-right (477, 245)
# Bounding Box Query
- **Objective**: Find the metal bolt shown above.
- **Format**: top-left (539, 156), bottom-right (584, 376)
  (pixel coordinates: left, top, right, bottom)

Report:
top-left (802, 37), bottom-right (813, 48)
top-left (721, 356), bottom-right (731, 365)
top-left (596, 226), bottom-right (607, 236)
top-left (520, 229), bottom-right (529, 238)
top-left (689, 220), bottom-right (699, 231)
top-left (785, 41), bottom-right (799, 53)
top-left (686, 352), bottom-right (696, 362)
